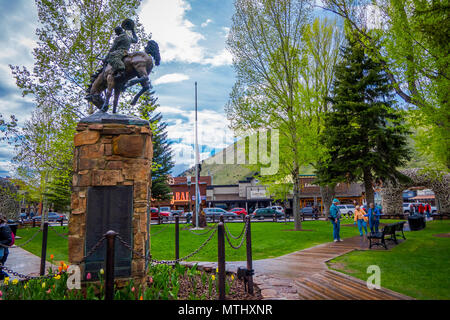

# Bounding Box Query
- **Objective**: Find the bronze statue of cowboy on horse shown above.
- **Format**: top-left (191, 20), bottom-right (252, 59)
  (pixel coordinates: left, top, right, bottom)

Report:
top-left (85, 18), bottom-right (161, 113)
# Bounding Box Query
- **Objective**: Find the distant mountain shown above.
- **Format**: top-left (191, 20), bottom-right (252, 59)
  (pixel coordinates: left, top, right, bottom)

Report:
top-left (177, 143), bottom-right (257, 185)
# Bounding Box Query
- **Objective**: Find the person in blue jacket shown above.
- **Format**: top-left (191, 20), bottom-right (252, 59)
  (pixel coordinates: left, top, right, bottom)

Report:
top-left (329, 199), bottom-right (343, 242)
top-left (365, 202), bottom-right (381, 233)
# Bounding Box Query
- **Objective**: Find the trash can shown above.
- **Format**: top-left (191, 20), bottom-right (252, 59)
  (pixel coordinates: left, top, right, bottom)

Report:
top-left (408, 215), bottom-right (426, 231)
top-left (8, 223), bottom-right (18, 236)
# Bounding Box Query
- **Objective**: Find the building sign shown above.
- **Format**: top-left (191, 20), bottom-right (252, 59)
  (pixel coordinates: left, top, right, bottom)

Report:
top-left (173, 191), bottom-right (190, 202)
top-left (249, 188), bottom-right (267, 199)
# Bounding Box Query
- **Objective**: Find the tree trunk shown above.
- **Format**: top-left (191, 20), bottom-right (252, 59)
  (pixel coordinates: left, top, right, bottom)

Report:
top-left (293, 169), bottom-right (302, 230)
top-left (320, 184), bottom-right (336, 218)
top-left (363, 168), bottom-right (375, 206)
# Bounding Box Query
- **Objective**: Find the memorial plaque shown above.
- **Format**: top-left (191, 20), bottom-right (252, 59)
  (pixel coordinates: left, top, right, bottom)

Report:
top-left (85, 186), bottom-right (133, 280)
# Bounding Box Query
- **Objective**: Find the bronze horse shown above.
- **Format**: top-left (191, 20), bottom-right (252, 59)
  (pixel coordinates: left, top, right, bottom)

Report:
top-left (86, 40), bottom-right (160, 113)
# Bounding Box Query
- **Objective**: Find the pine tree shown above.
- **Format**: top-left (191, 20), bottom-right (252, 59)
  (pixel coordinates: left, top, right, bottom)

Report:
top-left (138, 93), bottom-right (174, 201)
top-left (316, 37), bottom-right (411, 205)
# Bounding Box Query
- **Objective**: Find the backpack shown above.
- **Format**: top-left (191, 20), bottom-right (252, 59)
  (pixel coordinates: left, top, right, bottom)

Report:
top-left (9, 231), bottom-right (15, 246)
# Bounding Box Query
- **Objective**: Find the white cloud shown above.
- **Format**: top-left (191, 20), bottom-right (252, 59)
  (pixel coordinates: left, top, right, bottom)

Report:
top-left (139, 0), bottom-right (232, 66)
top-left (154, 73), bottom-right (190, 85)
top-left (204, 48), bottom-right (233, 67)
top-left (201, 19), bottom-right (213, 28)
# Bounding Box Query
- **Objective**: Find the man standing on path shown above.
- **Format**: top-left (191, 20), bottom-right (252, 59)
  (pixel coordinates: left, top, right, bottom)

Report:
top-left (0, 214), bottom-right (13, 280)
top-left (329, 199), bottom-right (343, 242)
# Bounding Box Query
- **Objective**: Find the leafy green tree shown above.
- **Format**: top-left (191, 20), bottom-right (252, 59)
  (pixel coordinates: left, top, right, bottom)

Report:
top-left (316, 37), bottom-right (411, 205)
top-left (138, 94), bottom-right (174, 202)
top-left (322, 0), bottom-right (450, 171)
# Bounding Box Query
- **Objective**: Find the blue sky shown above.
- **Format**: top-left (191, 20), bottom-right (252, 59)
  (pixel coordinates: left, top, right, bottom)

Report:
top-left (0, 0), bottom-right (239, 177)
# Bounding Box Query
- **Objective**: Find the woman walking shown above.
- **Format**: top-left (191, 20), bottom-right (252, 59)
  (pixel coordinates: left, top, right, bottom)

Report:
top-left (365, 203), bottom-right (381, 233)
top-left (329, 199), bottom-right (343, 242)
top-left (354, 205), bottom-right (368, 236)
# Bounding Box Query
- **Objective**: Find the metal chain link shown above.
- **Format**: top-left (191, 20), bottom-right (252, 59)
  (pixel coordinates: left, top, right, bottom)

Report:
top-left (223, 220), bottom-right (246, 239)
top-left (149, 223), bottom-right (171, 236)
top-left (116, 227), bottom-right (218, 264)
top-left (224, 222), bottom-right (248, 250)
top-left (48, 225), bottom-right (69, 239)
top-left (0, 228), bottom-right (42, 249)
top-left (0, 264), bottom-right (60, 281)
top-left (72, 235), bottom-right (107, 264)
top-left (184, 224), bottom-right (217, 236)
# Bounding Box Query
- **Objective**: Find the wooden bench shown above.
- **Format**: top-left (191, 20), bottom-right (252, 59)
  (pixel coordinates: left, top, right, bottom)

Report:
top-left (367, 224), bottom-right (397, 249)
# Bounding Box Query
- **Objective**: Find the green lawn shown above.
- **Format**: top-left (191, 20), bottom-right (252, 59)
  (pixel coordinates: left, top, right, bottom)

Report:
top-left (328, 220), bottom-right (450, 300)
top-left (15, 218), bottom-right (365, 263)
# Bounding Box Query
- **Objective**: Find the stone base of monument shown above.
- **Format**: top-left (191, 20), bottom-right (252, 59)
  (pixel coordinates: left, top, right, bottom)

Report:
top-left (69, 112), bottom-right (152, 286)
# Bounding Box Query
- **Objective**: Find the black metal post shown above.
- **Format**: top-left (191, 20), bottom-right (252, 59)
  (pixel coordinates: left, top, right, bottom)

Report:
top-left (212, 214), bottom-right (215, 223)
top-left (217, 222), bottom-right (226, 300)
top-left (32, 219), bottom-right (36, 228)
top-left (105, 230), bottom-right (117, 300)
top-left (39, 222), bottom-right (49, 276)
top-left (245, 216), bottom-right (254, 294)
top-left (219, 215), bottom-right (224, 223)
top-left (175, 215), bottom-right (179, 262)
top-left (158, 214), bottom-right (161, 225)
top-left (60, 219), bottom-right (63, 227)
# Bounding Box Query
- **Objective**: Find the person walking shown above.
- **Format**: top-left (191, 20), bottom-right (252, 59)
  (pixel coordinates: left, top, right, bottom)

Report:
top-left (425, 203), bottom-right (431, 218)
top-left (312, 205), bottom-right (319, 220)
top-left (0, 214), bottom-right (13, 280)
top-left (329, 199), bottom-right (343, 242)
top-left (365, 203), bottom-right (381, 233)
top-left (354, 205), bottom-right (368, 236)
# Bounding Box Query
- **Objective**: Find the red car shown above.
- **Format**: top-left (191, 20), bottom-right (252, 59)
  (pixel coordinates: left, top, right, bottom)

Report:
top-left (229, 208), bottom-right (248, 215)
top-left (150, 207), bottom-right (170, 220)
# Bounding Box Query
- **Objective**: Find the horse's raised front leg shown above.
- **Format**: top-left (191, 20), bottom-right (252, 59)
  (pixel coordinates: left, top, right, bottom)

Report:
top-left (101, 74), bottom-right (114, 112)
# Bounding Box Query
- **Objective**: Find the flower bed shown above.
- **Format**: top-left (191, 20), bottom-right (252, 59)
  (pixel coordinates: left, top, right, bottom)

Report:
top-left (0, 260), bottom-right (261, 300)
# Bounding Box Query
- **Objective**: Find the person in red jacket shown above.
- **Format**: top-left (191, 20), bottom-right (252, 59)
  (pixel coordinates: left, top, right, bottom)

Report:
top-left (418, 203), bottom-right (425, 215)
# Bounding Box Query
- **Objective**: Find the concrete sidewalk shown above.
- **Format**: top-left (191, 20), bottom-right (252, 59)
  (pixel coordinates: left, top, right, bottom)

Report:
top-left (2, 246), bottom-right (57, 281)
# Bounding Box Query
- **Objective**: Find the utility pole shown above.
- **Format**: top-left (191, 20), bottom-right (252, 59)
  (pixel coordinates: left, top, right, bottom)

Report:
top-left (194, 81), bottom-right (200, 229)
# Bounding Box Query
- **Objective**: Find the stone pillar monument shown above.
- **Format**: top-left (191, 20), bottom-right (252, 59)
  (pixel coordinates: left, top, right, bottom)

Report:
top-left (69, 113), bottom-right (152, 284)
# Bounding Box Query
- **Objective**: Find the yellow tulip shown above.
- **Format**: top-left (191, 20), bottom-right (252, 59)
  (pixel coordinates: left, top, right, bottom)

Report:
top-left (231, 275), bottom-right (235, 281)
top-left (42, 282), bottom-right (46, 289)
top-left (12, 279), bottom-right (18, 285)
top-left (216, 267), bottom-right (218, 273)
top-left (211, 275), bottom-right (215, 281)
top-left (100, 268), bottom-right (104, 275)
top-left (54, 275), bottom-right (61, 280)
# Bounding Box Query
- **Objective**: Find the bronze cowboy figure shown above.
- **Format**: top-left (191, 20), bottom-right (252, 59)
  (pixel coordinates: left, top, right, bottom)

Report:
top-left (86, 18), bottom-right (161, 113)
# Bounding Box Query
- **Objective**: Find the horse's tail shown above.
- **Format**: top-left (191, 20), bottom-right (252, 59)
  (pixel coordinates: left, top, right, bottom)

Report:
top-left (86, 66), bottom-right (104, 94)
top-left (145, 40), bottom-right (161, 66)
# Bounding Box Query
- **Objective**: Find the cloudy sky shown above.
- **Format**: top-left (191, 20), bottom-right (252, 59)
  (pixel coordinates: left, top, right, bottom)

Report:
top-left (0, 0), bottom-right (240, 177)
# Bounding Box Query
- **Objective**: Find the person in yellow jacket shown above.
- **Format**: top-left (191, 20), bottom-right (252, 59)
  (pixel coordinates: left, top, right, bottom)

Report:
top-left (354, 205), bottom-right (368, 236)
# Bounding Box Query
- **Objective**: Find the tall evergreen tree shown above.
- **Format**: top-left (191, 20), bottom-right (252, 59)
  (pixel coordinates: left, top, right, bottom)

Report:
top-left (316, 36), bottom-right (411, 205)
top-left (138, 93), bottom-right (174, 202)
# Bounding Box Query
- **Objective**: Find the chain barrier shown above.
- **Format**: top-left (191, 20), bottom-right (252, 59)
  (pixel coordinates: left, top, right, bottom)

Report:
top-left (48, 225), bottom-right (69, 239)
top-left (116, 227), bottom-right (218, 265)
top-left (223, 220), bottom-right (246, 239)
top-left (0, 264), bottom-right (60, 281)
top-left (224, 222), bottom-right (248, 250)
top-left (184, 224), bottom-right (218, 236)
top-left (0, 228), bottom-right (42, 249)
top-left (149, 222), bottom-right (171, 236)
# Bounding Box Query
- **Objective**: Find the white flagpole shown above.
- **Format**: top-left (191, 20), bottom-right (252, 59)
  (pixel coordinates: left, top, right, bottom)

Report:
top-left (195, 81), bottom-right (200, 228)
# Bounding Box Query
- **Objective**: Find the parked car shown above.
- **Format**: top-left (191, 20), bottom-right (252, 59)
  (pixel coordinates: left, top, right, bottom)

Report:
top-left (150, 207), bottom-right (159, 219)
top-left (402, 203), bottom-right (411, 214)
top-left (183, 211), bottom-right (193, 219)
top-left (229, 208), bottom-right (247, 216)
top-left (203, 208), bottom-right (238, 220)
top-left (252, 208), bottom-right (283, 220)
top-left (170, 210), bottom-right (184, 216)
top-left (300, 207), bottom-right (318, 219)
top-left (269, 206), bottom-right (285, 214)
top-left (337, 204), bottom-right (355, 217)
top-left (32, 212), bottom-right (67, 222)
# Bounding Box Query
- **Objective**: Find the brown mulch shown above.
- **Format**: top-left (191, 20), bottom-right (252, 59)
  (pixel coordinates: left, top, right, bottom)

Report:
top-left (176, 272), bottom-right (262, 300)
top-left (433, 233), bottom-right (450, 238)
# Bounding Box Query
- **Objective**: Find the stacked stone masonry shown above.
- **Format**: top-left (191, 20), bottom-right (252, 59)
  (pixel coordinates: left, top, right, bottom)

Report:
top-left (69, 122), bottom-right (153, 283)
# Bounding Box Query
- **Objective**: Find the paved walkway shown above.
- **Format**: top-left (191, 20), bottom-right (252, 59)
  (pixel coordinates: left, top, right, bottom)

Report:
top-left (2, 246), bottom-right (57, 281)
top-left (186, 234), bottom-right (413, 300)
